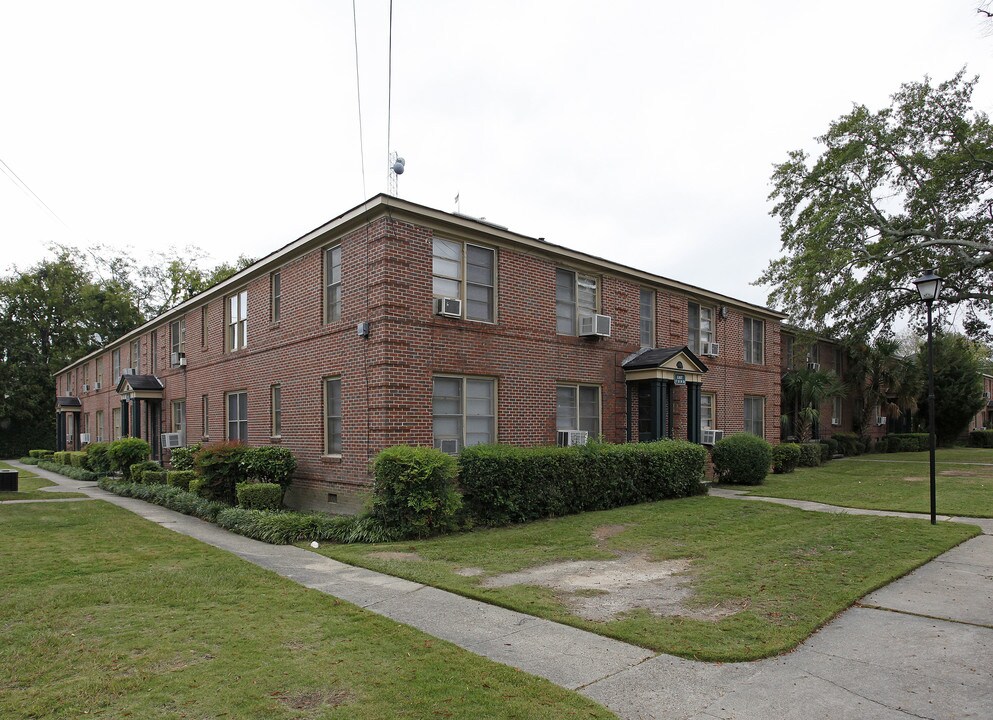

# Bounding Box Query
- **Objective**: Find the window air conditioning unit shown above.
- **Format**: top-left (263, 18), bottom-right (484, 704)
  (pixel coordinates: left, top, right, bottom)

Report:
top-left (434, 297), bottom-right (462, 318)
top-left (82, 384), bottom-right (90, 392)
top-left (984, 392), bottom-right (991, 400)
top-left (161, 432), bottom-right (185, 449)
top-left (171, 351), bottom-right (186, 366)
top-left (93, 382), bottom-right (102, 390)
top-left (831, 417), bottom-right (841, 426)
top-left (436, 438), bottom-right (461, 454)
top-left (79, 433), bottom-right (91, 444)
top-left (122, 367), bottom-right (137, 376)
top-left (701, 429), bottom-right (724, 445)
top-left (876, 416), bottom-right (887, 426)
top-left (700, 342), bottom-right (720, 357)
top-left (579, 314), bottom-right (612, 338)
top-left (557, 430), bottom-right (589, 447)
top-left (807, 362), bottom-right (820, 371)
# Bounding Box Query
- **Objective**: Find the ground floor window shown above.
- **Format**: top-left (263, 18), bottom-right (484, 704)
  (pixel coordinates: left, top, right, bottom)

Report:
top-left (95, 410), bottom-right (104, 442)
top-left (432, 376), bottom-right (496, 453)
top-left (324, 378), bottom-right (342, 455)
top-left (271, 384), bottom-right (282, 437)
top-left (744, 396), bottom-right (764, 437)
top-left (700, 393), bottom-right (715, 430)
top-left (226, 391), bottom-right (248, 443)
top-left (202, 394), bottom-right (209, 439)
top-left (112, 408), bottom-right (121, 440)
top-left (172, 400), bottom-right (186, 441)
top-left (556, 384), bottom-right (600, 438)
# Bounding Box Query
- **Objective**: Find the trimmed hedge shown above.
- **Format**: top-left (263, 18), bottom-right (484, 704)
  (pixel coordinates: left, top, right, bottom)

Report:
top-left (19, 456), bottom-right (40, 465)
top-left (458, 440), bottom-right (708, 526)
top-left (797, 443), bottom-right (822, 467)
top-left (36, 460), bottom-right (100, 481)
top-left (194, 442), bottom-right (249, 504)
top-left (169, 442), bottom-right (202, 471)
top-left (144, 470), bottom-right (169, 485)
top-left (819, 442), bottom-right (832, 463)
top-left (68, 451), bottom-right (88, 468)
top-left (108, 438), bottom-right (151, 479)
top-left (99, 478), bottom-right (228, 522)
top-left (85, 442), bottom-right (113, 473)
top-left (969, 430), bottom-right (993, 448)
top-left (240, 446), bottom-right (297, 489)
top-left (772, 443), bottom-right (801, 474)
top-left (189, 477), bottom-right (206, 497)
top-left (28, 449), bottom-right (54, 459)
top-left (53, 451), bottom-right (70, 466)
top-left (877, 433), bottom-right (929, 453)
top-left (711, 434), bottom-right (772, 485)
top-left (371, 446), bottom-right (462, 538)
top-left (236, 482), bottom-right (283, 510)
top-left (130, 461), bottom-right (163, 483)
top-left (167, 470), bottom-right (197, 491)
top-left (832, 432), bottom-right (862, 456)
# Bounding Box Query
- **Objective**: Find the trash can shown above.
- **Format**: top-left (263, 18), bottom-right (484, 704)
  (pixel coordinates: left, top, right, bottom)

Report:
top-left (0, 469), bottom-right (17, 492)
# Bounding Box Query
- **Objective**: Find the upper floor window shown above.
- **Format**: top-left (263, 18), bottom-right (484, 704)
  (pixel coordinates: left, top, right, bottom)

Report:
top-left (639, 289), bottom-right (655, 347)
top-left (65, 371), bottom-right (72, 395)
top-left (432, 238), bottom-right (495, 322)
top-left (743, 317), bottom-right (764, 364)
top-left (325, 246), bottom-right (342, 323)
top-left (832, 397), bottom-right (843, 425)
top-left (271, 271), bottom-right (281, 323)
top-left (170, 318), bottom-right (186, 363)
top-left (556, 269), bottom-right (597, 335)
top-left (82, 363), bottom-right (89, 389)
top-left (808, 343), bottom-right (819, 365)
top-left (432, 376), bottom-right (496, 453)
top-left (556, 384), bottom-right (600, 438)
top-left (112, 349), bottom-right (121, 383)
top-left (744, 396), bottom-right (765, 437)
top-left (130, 339), bottom-right (141, 372)
top-left (688, 302), bottom-right (714, 355)
top-left (834, 347), bottom-right (844, 374)
top-left (226, 391), bottom-right (248, 443)
top-left (227, 290), bottom-right (248, 351)
top-left (784, 335), bottom-right (795, 369)
top-left (95, 356), bottom-right (104, 385)
top-left (150, 330), bottom-right (157, 372)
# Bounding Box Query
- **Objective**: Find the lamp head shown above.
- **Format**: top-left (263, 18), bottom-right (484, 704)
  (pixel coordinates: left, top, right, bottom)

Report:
top-left (913, 269), bottom-right (943, 303)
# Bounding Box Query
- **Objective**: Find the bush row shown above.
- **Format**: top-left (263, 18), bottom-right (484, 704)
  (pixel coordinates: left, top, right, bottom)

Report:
top-left (19, 456), bottom-right (40, 465)
top-left (968, 430), bottom-right (993, 448)
top-left (875, 433), bottom-right (930, 453)
top-left (99, 478), bottom-right (229, 522)
top-left (36, 460), bottom-right (100, 481)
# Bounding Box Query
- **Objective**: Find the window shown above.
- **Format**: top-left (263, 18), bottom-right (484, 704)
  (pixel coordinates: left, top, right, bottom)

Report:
top-left (808, 343), bottom-right (819, 365)
top-left (227, 290), bottom-right (248, 351)
top-left (65, 371), bottom-right (72, 395)
top-left (556, 269), bottom-right (597, 335)
top-left (271, 271), bottom-right (281, 322)
top-left (150, 330), bottom-right (157, 372)
top-left (688, 302), bottom-right (714, 355)
top-left (784, 335), bottom-right (795, 368)
top-left (95, 410), bottom-right (104, 443)
top-left (201, 306), bottom-right (208, 348)
top-left (834, 347), bottom-right (844, 374)
top-left (271, 384), bottom-right (282, 437)
top-left (325, 246), bottom-right (342, 323)
top-left (112, 349), bottom-right (121, 383)
top-left (112, 408), bottom-right (122, 441)
top-left (639, 289), bottom-right (655, 347)
top-left (832, 397), bottom-right (843, 425)
top-left (744, 396), bottom-right (765, 437)
top-left (82, 364), bottom-right (89, 390)
top-left (701, 393), bottom-right (715, 430)
top-left (83, 413), bottom-right (90, 436)
top-left (743, 317), bottom-right (764, 364)
top-left (432, 238), bottom-right (495, 322)
top-left (202, 394), bottom-right (210, 438)
top-left (556, 384), bottom-right (600, 437)
top-left (95, 356), bottom-right (104, 387)
top-left (130, 339), bottom-right (141, 372)
top-left (170, 318), bottom-right (186, 363)
top-left (226, 391), bottom-right (248, 443)
top-left (432, 376), bottom-right (496, 452)
top-left (324, 378), bottom-right (342, 454)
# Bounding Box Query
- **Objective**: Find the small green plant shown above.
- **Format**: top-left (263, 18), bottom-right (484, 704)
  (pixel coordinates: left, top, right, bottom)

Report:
top-left (143, 470), bottom-right (169, 485)
top-left (85, 442), bottom-right (113, 473)
top-left (130, 460), bottom-right (163, 483)
top-left (108, 438), bottom-right (151, 479)
top-left (711, 433), bottom-right (773, 485)
top-left (188, 477), bottom-right (206, 497)
top-left (240, 446), bottom-right (297, 490)
top-left (194, 442), bottom-right (248, 504)
top-left (53, 451), bottom-right (70, 466)
top-left (236, 482), bottom-right (283, 510)
top-left (832, 432), bottom-right (861, 456)
top-left (797, 442), bottom-right (822, 467)
top-left (370, 446), bottom-right (462, 538)
top-left (167, 470), bottom-right (197, 491)
top-left (68, 451), bottom-right (88, 468)
top-left (169, 442), bottom-right (203, 471)
top-left (772, 443), bottom-right (801, 474)
top-left (37, 460), bottom-right (99, 481)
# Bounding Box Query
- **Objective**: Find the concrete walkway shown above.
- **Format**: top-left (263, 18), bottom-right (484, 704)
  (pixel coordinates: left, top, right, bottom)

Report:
top-left (9, 460), bottom-right (993, 719)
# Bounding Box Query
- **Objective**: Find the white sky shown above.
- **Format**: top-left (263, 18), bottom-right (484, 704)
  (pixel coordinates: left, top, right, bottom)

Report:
top-left (2, 1), bottom-right (992, 309)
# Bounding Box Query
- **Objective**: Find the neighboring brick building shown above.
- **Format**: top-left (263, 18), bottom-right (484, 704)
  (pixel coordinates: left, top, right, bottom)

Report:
top-left (54, 195), bottom-right (786, 513)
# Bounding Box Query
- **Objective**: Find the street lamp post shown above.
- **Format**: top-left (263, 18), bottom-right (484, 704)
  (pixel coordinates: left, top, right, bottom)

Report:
top-left (913, 269), bottom-right (943, 525)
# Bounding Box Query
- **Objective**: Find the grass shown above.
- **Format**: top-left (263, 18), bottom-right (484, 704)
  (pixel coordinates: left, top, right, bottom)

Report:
top-left (308, 495), bottom-right (978, 662)
top-left (742, 447), bottom-right (993, 517)
top-left (0, 460), bottom-right (86, 501)
top-left (0, 501), bottom-right (614, 720)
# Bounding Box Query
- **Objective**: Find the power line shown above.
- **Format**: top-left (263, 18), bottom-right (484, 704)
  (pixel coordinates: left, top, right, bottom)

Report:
top-left (386, 0), bottom-right (394, 179)
top-left (351, 0), bottom-right (367, 200)
top-left (0, 156), bottom-right (69, 228)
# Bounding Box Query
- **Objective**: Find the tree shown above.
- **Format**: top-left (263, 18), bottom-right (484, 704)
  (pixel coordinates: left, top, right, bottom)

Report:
top-left (844, 337), bottom-right (922, 447)
top-left (917, 332), bottom-right (987, 445)
top-left (760, 70), bottom-right (993, 339)
top-left (781, 366), bottom-right (846, 442)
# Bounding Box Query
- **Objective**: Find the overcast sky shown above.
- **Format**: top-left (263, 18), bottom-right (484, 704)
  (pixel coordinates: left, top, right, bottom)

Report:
top-left (2, 1), bottom-right (992, 310)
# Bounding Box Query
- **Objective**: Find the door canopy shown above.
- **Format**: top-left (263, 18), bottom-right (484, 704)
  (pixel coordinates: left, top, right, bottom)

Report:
top-left (622, 346), bottom-right (708, 383)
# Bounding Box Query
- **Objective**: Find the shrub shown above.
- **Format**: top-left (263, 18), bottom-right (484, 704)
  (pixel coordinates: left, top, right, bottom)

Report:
top-left (240, 446), bottom-right (297, 490)
top-left (130, 460), bottom-right (163, 483)
top-left (819, 442), bottom-right (832, 463)
top-left (37, 460), bottom-right (99, 481)
top-left (169, 442), bottom-right (203, 471)
top-left (969, 430), bottom-right (993, 448)
top-left (236, 482), bottom-right (283, 510)
top-left (85, 442), bottom-right (112, 473)
top-left (371, 446), bottom-right (462, 538)
top-left (832, 432), bottom-right (861, 456)
top-left (108, 438), bottom-right (151, 479)
top-left (144, 470), bottom-right (168, 485)
top-left (53, 451), bottom-right (70, 466)
top-left (459, 440), bottom-right (707, 526)
top-left (28, 449), bottom-right (54, 459)
top-left (824, 437), bottom-right (840, 457)
top-left (194, 442), bottom-right (249, 504)
top-left (797, 442), bottom-right (822, 467)
top-left (167, 470), bottom-right (197, 491)
top-left (99, 478), bottom-right (228, 522)
top-left (19, 456), bottom-right (40, 465)
top-left (878, 433), bottom-right (929, 453)
top-left (772, 443), bottom-right (801, 474)
top-left (711, 434), bottom-right (773, 485)
top-left (188, 477), bottom-right (206, 497)
top-left (68, 451), bottom-right (87, 468)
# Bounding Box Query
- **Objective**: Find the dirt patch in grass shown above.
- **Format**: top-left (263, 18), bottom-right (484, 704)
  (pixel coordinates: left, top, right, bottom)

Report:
top-left (481, 554), bottom-right (742, 622)
top-left (592, 524), bottom-right (630, 544)
top-left (274, 689), bottom-right (350, 711)
top-left (367, 551), bottom-right (422, 561)
top-left (455, 567), bottom-right (485, 577)
top-left (902, 476), bottom-right (927, 482)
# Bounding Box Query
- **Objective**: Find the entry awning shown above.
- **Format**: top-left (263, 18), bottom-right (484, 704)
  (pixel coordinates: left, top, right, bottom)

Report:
top-left (116, 374), bottom-right (165, 401)
top-left (55, 396), bottom-right (82, 411)
top-left (622, 346), bottom-right (708, 383)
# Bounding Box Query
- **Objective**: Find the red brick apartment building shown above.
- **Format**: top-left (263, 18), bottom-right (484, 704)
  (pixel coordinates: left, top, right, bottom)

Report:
top-left (54, 195), bottom-right (785, 513)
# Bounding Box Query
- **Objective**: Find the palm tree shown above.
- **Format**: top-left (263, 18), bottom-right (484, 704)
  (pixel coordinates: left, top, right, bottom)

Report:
top-left (781, 366), bottom-right (846, 443)
top-left (844, 338), bottom-right (922, 447)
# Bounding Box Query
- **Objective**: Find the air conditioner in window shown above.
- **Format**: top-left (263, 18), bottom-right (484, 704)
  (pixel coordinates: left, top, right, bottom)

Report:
top-left (161, 432), bottom-right (185, 449)
top-left (93, 382), bottom-right (102, 390)
top-left (831, 417), bottom-right (841, 426)
top-left (79, 433), bottom-right (91, 444)
top-left (81, 384), bottom-right (90, 392)
top-left (579, 314), bottom-right (611, 338)
top-left (876, 416), bottom-right (887, 426)
top-left (171, 351), bottom-right (186, 366)
top-left (807, 362), bottom-right (820, 371)
top-left (701, 429), bottom-right (724, 445)
top-left (700, 341), bottom-right (720, 357)
top-left (434, 297), bottom-right (462, 318)
top-left (122, 367), bottom-right (137, 376)
top-left (435, 438), bottom-right (461, 454)
top-left (984, 392), bottom-right (991, 400)
top-left (557, 430), bottom-right (589, 447)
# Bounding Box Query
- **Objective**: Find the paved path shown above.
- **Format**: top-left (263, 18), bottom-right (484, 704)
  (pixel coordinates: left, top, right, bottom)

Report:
top-left (9, 461), bottom-right (993, 719)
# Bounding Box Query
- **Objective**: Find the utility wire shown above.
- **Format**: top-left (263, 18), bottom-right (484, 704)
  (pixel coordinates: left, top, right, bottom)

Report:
top-left (351, 0), bottom-right (367, 200)
top-left (386, 0), bottom-right (393, 174)
top-left (0, 155), bottom-right (69, 228)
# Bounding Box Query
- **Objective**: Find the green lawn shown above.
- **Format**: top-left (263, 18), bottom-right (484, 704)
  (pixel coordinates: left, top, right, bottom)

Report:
top-left (308, 496), bottom-right (978, 662)
top-left (741, 448), bottom-right (993, 517)
top-left (0, 460), bottom-right (86, 501)
top-left (0, 502), bottom-right (613, 720)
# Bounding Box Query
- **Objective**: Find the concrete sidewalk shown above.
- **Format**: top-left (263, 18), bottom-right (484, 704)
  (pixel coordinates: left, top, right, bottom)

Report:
top-left (10, 460), bottom-right (993, 719)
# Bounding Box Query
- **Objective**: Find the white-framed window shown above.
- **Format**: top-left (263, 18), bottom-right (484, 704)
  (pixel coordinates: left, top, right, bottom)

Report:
top-left (556, 384), bottom-right (601, 437)
top-left (112, 349), bottom-right (121, 384)
top-left (743, 317), bottom-right (764, 364)
top-left (832, 397), bottom-right (843, 426)
top-left (202, 394), bottom-right (209, 439)
top-left (325, 245), bottom-right (342, 323)
top-left (834, 347), bottom-right (844, 374)
top-left (130, 339), bottom-right (141, 373)
top-left (701, 393), bottom-right (715, 430)
top-left (170, 318), bottom-right (186, 363)
top-left (172, 400), bottom-right (186, 441)
top-left (226, 391), bottom-right (248, 443)
top-left (95, 356), bottom-right (104, 386)
top-left (324, 377), bottom-right (342, 455)
top-left (112, 407), bottom-right (122, 441)
top-left (82, 363), bottom-right (89, 390)
top-left (556, 269), bottom-right (598, 335)
top-left (271, 384), bottom-right (282, 437)
top-left (150, 330), bottom-right (157, 372)
top-left (744, 396), bottom-right (765, 437)
top-left (95, 410), bottom-right (104, 443)
top-left (227, 290), bottom-right (248, 351)
top-left (271, 271), bottom-right (281, 323)
top-left (432, 376), bottom-right (496, 452)
top-left (201, 306), bottom-right (208, 348)
top-left (639, 288), bottom-right (655, 348)
top-left (688, 302), bottom-right (714, 355)
top-left (432, 238), bottom-right (496, 322)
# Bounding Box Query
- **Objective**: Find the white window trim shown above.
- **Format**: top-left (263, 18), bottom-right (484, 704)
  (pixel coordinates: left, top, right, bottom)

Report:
top-left (324, 377), bottom-right (342, 456)
top-left (432, 375), bottom-right (498, 451)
